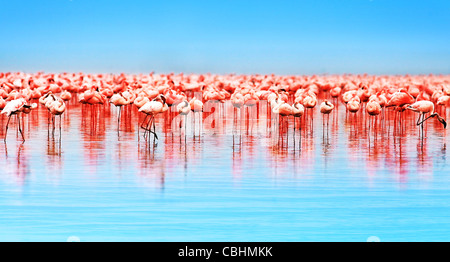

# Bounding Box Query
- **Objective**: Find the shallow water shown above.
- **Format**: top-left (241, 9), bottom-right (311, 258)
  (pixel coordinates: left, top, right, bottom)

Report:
top-left (0, 98), bottom-right (449, 241)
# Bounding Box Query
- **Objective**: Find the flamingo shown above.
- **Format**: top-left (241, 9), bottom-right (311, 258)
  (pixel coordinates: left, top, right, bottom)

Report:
top-left (1, 98), bottom-right (37, 141)
top-left (176, 100), bottom-right (191, 141)
top-left (133, 96), bottom-right (150, 109)
top-left (60, 90), bottom-right (72, 101)
top-left (347, 97), bottom-right (361, 113)
top-left (406, 100), bottom-right (447, 139)
top-left (110, 92), bottom-right (129, 133)
top-left (272, 100), bottom-right (292, 147)
top-left (302, 93), bottom-right (317, 130)
top-left (231, 92), bottom-right (245, 144)
top-left (292, 102), bottom-right (305, 149)
top-left (189, 97), bottom-right (203, 137)
top-left (319, 100), bottom-right (334, 129)
top-left (386, 88), bottom-right (415, 132)
top-left (139, 94), bottom-right (168, 143)
top-left (47, 98), bottom-right (66, 137)
top-left (366, 100), bottom-right (382, 135)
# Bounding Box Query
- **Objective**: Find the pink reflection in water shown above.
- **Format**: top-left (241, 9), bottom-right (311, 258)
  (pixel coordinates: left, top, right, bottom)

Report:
top-left (0, 93), bottom-right (447, 188)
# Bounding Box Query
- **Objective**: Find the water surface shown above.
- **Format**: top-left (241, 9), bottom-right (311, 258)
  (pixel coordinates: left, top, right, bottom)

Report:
top-left (0, 98), bottom-right (449, 241)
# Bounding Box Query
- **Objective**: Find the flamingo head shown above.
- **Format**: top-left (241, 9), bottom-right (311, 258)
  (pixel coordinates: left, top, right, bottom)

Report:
top-left (435, 114), bottom-right (447, 129)
top-left (154, 94), bottom-right (166, 105)
top-left (406, 104), bottom-right (417, 112)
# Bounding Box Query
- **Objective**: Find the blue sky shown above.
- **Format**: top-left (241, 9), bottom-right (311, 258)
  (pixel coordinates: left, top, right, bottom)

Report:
top-left (0, 0), bottom-right (449, 75)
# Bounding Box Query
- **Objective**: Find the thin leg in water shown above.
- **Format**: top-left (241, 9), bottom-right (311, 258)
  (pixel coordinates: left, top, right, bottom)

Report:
top-left (18, 115), bottom-right (25, 141)
top-left (4, 115), bottom-right (12, 142)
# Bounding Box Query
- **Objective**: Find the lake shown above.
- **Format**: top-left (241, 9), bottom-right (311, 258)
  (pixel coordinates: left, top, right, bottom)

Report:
top-left (0, 98), bottom-right (449, 241)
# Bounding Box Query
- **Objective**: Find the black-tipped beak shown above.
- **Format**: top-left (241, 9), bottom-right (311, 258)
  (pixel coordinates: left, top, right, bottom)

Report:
top-left (436, 114), bottom-right (447, 128)
top-left (440, 118), bottom-right (447, 129)
top-left (406, 105), bottom-right (416, 111)
top-left (160, 95), bottom-right (166, 105)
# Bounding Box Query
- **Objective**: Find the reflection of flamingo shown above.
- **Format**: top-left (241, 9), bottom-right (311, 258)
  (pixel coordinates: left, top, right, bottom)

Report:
top-left (406, 101), bottom-right (447, 139)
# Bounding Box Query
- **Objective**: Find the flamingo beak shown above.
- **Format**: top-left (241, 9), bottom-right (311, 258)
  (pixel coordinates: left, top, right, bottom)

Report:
top-left (438, 115), bottom-right (447, 129)
top-left (406, 105), bottom-right (415, 111)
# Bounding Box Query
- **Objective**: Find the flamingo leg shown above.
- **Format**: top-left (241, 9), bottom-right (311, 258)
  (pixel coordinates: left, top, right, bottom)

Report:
top-left (184, 114), bottom-right (187, 144)
top-left (293, 116), bottom-right (296, 149)
top-left (145, 115), bottom-right (158, 141)
top-left (117, 106), bottom-right (121, 135)
top-left (51, 115), bottom-right (55, 137)
top-left (140, 114), bottom-right (149, 129)
top-left (421, 114), bottom-right (424, 139)
top-left (59, 115), bottom-right (62, 142)
top-left (18, 115), bottom-right (25, 141)
top-left (417, 113), bottom-right (436, 126)
top-left (140, 114), bottom-right (150, 140)
top-left (416, 113), bottom-right (423, 138)
top-left (4, 115), bottom-right (11, 142)
top-left (152, 116), bottom-right (157, 144)
top-left (286, 115), bottom-right (289, 148)
top-left (193, 112), bottom-right (196, 138)
top-left (299, 118), bottom-right (302, 151)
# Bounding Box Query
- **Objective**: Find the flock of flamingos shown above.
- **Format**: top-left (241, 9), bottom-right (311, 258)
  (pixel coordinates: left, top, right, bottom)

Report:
top-left (0, 72), bottom-right (449, 148)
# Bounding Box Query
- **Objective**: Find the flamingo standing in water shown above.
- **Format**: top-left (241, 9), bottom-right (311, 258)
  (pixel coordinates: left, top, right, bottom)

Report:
top-left (1, 98), bottom-right (37, 141)
top-left (301, 93), bottom-right (317, 131)
top-left (320, 100), bottom-right (334, 129)
top-left (406, 100), bottom-right (447, 140)
top-left (292, 102), bottom-right (305, 149)
top-left (272, 100), bottom-right (292, 147)
top-left (47, 97), bottom-right (66, 137)
top-left (110, 92), bottom-right (132, 134)
top-left (366, 100), bottom-right (382, 135)
top-left (139, 94), bottom-right (168, 143)
top-left (386, 88), bottom-right (415, 132)
top-left (60, 90), bottom-right (72, 101)
top-left (176, 100), bottom-right (191, 142)
top-left (189, 97), bottom-right (203, 137)
top-left (231, 92), bottom-right (245, 140)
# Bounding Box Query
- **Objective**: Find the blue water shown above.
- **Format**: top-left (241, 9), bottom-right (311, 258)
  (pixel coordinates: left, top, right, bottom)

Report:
top-left (0, 101), bottom-right (449, 241)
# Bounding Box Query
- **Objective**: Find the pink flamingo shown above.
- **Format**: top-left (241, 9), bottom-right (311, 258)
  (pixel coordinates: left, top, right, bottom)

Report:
top-left (139, 94), bottom-right (168, 143)
top-left (176, 100), bottom-right (191, 141)
top-left (110, 91), bottom-right (134, 133)
top-left (292, 102), bottom-right (305, 149)
top-left (406, 100), bottom-right (446, 139)
top-left (386, 88), bottom-right (415, 132)
top-left (189, 97), bottom-right (203, 137)
top-left (272, 100), bottom-right (292, 147)
top-left (47, 98), bottom-right (66, 137)
top-left (366, 100), bottom-right (382, 135)
top-left (320, 100), bottom-right (334, 129)
top-left (1, 98), bottom-right (37, 141)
